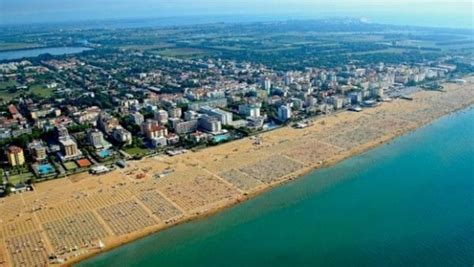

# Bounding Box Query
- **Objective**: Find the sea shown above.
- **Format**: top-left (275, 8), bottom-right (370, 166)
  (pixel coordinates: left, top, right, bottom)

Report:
top-left (78, 107), bottom-right (474, 267)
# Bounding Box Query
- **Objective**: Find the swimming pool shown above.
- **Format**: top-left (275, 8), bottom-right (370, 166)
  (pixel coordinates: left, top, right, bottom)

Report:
top-left (98, 149), bottom-right (110, 158)
top-left (37, 164), bottom-right (55, 175)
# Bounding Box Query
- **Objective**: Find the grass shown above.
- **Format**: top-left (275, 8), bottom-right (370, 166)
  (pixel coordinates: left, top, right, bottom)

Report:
top-left (30, 84), bottom-right (55, 98)
top-left (63, 161), bottom-right (78, 171)
top-left (124, 146), bottom-right (150, 156)
top-left (0, 80), bottom-right (21, 101)
top-left (0, 42), bottom-right (41, 52)
top-left (154, 48), bottom-right (210, 57)
top-left (0, 80), bottom-right (17, 90)
top-left (119, 43), bottom-right (174, 51)
top-left (8, 172), bottom-right (34, 185)
top-left (345, 48), bottom-right (408, 56)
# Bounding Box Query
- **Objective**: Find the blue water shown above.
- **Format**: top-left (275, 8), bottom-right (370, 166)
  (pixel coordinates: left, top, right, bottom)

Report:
top-left (0, 47), bottom-right (91, 61)
top-left (98, 149), bottom-right (110, 158)
top-left (37, 163), bottom-right (54, 175)
top-left (213, 134), bottom-right (230, 143)
top-left (79, 108), bottom-right (474, 267)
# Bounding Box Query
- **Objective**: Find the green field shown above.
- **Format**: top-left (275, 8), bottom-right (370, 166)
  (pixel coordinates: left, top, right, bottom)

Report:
top-left (124, 146), bottom-right (150, 156)
top-left (30, 84), bottom-right (55, 98)
top-left (120, 43), bottom-right (174, 51)
top-left (0, 81), bottom-right (21, 101)
top-left (154, 48), bottom-right (210, 57)
top-left (8, 172), bottom-right (34, 185)
top-left (63, 161), bottom-right (78, 171)
top-left (0, 42), bottom-right (41, 52)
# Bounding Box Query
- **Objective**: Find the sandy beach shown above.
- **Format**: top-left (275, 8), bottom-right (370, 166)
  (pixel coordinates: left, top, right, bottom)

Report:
top-left (0, 77), bottom-right (473, 267)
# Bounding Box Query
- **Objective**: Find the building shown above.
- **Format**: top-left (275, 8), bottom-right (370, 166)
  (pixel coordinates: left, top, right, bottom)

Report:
top-left (151, 136), bottom-right (167, 148)
top-left (239, 104), bottom-right (261, 118)
top-left (141, 119), bottom-right (168, 139)
top-left (73, 106), bottom-right (101, 125)
top-left (98, 112), bottom-right (120, 134)
top-left (7, 145), bottom-right (25, 167)
top-left (348, 92), bottom-right (363, 104)
top-left (55, 124), bottom-right (69, 140)
top-left (263, 78), bottom-right (272, 95)
top-left (371, 87), bottom-right (384, 98)
top-left (59, 138), bottom-right (80, 158)
top-left (174, 119), bottom-right (198, 134)
top-left (154, 109), bottom-right (168, 125)
top-left (88, 129), bottom-right (105, 149)
top-left (28, 140), bottom-right (47, 161)
top-left (184, 110), bottom-right (199, 121)
top-left (198, 115), bottom-right (222, 133)
top-left (188, 98), bottom-right (228, 111)
top-left (112, 127), bottom-right (132, 145)
top-left (328, 96), bottom-right (344, 110)
top-left (199, 106), bottom-right (233, 125)
top-left (278, 104), bottom-right (292, 122)
top-left (129, 112), bottom-right (144, 126)
top-left (167, 107), bottom-right (182, 119)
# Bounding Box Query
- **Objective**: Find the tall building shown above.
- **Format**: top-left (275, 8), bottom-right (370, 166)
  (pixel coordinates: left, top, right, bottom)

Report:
top-left (112, 127), bottom-right (132, 145)
top-left (174, 119), bottom-right (198, 134)
top-left (28, 140), bottom-right (47, 161)
top-left (198, 115), bottom-right (222, 133)
top-left (371, 87), bottom-right (384, 98)
top-left (154, 109), bottom-right (168, 125)
top-left (55, 124), bottom-right (69, 140)
top-left (59, 138), bottom-right (80, 158)
top-left (285, 73), bottom-right (294, 86)
top-left (238, 104), bottom-right (261, 118)
top-left (141, 119), bottom-right (168, 139)
top-left (98, 112), bottom-right (120, 134)
top-left (278, 104), bottom-right (292, 122)
top-left (88, 129), bottom-right (105, 149)
top-left (199, 106), bottom-right (233, 125)
top-left (167, 107), bottom-right (182, 119)
top-left (263, 78), bottom-right (272, 95)
top-left (7, 145), bottom-right (25, 167)
top-left (129, 112), bottom-right (144, 126)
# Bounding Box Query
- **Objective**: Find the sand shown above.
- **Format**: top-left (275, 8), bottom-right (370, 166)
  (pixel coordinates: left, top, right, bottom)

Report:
top-left (0, 77), bottom-right (473, 267)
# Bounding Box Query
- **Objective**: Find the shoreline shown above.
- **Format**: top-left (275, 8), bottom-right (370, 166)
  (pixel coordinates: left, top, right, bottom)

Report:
top-left (76, 106), bottom-right (473, 266)
top-left (71, 82), bottom-right (474, 266)
top-left (0, 78), bottom-right (473, 267)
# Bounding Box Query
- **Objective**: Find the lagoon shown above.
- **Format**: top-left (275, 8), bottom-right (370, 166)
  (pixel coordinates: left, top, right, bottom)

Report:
top-left (0, 47), bottom-right (91, 61)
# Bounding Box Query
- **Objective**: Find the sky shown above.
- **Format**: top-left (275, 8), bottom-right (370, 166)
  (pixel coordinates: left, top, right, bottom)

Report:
top-left (1, 0), bottom-right (473, 28)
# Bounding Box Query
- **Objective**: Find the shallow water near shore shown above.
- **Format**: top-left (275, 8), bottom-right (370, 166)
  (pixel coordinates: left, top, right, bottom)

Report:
top-left (78, 108), bottom-right (474, 267)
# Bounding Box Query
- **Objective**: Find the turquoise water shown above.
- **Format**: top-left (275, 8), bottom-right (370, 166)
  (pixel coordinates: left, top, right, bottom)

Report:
top-left (37, 163), bottom-right (54, 175)
top-left (0, 47), bottom-right (91, 61)
top-left (213, 133), bottom-right (231, 143)
top-left (79, 108), bottom-right (474, 267)
top-left (98, 149), bottom-right (110, 158)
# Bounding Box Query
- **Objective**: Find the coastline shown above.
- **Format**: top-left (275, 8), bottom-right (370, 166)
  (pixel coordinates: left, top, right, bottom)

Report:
top-left (0, 78), bottom-right (473, 267)
top-left (70, 78), bottom-right (474, 266)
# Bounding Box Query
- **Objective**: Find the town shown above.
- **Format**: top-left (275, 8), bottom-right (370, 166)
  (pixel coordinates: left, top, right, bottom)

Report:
top-left (0, 16), bottom-right (473, 267)
top-left (0, 19), bottom-right (471, 196)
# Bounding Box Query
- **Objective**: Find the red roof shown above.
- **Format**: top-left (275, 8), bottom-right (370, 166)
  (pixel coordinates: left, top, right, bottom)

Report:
top-left (8, 105), bottom-right (19, 115)
top-left (8, 145), bottom-right (23, 154)
top-left (76, 159), bottom-right (92, 168)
